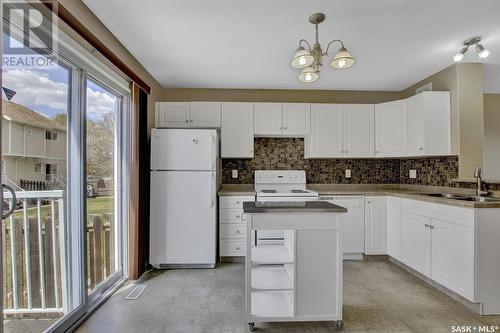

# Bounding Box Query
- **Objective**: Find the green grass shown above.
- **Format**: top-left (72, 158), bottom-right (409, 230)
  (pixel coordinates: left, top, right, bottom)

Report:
top-left (9, 196), bottom-right (114, 221)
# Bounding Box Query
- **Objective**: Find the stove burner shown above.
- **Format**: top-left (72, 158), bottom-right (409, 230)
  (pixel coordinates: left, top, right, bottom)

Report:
top-left (291, 190), bottom-right (308, 193)
top-left (261, 190), bottom-right (277, 193)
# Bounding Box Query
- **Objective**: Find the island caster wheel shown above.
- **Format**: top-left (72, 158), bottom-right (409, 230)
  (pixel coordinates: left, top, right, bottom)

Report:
top-left (335, 320), bottom-right (344, 331)
top-left (248, 322), bottom-right (255, 332)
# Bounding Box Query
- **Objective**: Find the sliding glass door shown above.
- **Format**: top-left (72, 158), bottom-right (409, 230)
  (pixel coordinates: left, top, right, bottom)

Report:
top-left (1, 2), bottom-right (130, 332)
top-left (85, 78), bottom-right (125, 303)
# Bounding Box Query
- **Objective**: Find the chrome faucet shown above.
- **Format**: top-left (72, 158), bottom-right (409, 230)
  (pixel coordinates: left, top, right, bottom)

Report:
top-left (474, 165), bottom-right (489, 197)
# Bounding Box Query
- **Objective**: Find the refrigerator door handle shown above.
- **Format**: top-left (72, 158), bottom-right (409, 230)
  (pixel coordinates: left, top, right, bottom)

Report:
top-left (211, 172), bottom-right (215, 208)
top-left (211, 134), bottom-right (216, 170)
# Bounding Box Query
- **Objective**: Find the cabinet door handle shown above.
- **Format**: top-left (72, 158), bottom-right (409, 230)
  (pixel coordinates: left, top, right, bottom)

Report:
top-left (236, 230), bottom-right (240, 234)
top-left (236, 215), bottom-right (241, 219)
top-left (424, 224), bottom-right (430, 228)
top-left (419, 147), bottom-right (424, 151)
top-left (345, 150), bottom-right (348, 153)
top-left (185, 119), bottom-right (189, 123)
top-left (429, 225), bottom-right (434, 229)
top-left (284, 127), bottom-right (287, 130)
top-left (190, 119), bottom-right (193, 122)
top-left (236, 247), bottom-right (241, 250)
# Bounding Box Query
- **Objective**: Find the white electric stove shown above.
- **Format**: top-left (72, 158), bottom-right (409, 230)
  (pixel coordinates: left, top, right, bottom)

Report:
top-left (254, 170), bottom-right (318, 244)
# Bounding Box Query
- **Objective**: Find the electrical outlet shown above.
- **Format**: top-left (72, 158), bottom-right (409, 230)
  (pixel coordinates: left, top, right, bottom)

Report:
top-left (232, 169), bottom-right (238, 179)
top-left (345, 169), bottom-right (351, 178)
top-left (409, 169), bottom-right (417, 179)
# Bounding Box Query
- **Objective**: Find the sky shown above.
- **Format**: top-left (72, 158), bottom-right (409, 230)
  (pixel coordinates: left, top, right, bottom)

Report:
top-left (2, 33), bottom-right (117, 122)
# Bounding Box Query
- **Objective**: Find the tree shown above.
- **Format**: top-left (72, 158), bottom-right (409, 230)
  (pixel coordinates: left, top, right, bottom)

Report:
top-left (86, 113), bottom-right (115, 179)
top-left (52, 112), bottom-right (115, 180)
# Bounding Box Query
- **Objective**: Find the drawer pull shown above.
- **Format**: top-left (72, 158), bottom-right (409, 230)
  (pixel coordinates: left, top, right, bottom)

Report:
top-left (236, 247), bottom-right (241, 250)
top-left (236, 230), bottom-right (240, 234)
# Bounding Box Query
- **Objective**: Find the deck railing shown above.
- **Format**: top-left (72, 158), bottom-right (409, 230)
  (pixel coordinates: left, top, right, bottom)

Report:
top-left (2, 191), bottom-right (114, 317)
top-left (2, 190), bottom-right (66, 316)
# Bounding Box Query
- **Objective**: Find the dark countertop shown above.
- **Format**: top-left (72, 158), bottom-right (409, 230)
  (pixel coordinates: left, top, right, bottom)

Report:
top-left (243, 201), bottom-right (348, 213)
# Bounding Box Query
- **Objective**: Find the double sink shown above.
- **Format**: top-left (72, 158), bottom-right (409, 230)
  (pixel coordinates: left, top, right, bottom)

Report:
top-left (417, 192), bottom-right (500, 203)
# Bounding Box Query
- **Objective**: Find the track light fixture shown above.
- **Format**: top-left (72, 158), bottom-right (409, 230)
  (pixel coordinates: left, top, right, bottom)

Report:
top-left (453, 37), bottom-right (490, 62)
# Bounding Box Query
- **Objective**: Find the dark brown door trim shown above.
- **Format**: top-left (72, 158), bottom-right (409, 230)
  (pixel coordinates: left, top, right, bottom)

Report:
top-left (44, 2), bottom-right (151, 94)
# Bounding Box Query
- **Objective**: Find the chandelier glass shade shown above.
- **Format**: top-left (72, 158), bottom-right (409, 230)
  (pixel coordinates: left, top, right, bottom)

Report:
top-left (298, 66), bottom-right (320, 83)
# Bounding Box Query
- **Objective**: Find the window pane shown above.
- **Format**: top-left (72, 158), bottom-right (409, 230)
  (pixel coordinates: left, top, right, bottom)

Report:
top-left (85, 79), bottom-right (118, 293)
top-left (2, 38), bottom-right (71, 331)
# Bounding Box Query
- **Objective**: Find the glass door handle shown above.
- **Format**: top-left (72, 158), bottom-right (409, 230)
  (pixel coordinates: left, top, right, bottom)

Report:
top-left (2, 184), bottom-right (17, 219)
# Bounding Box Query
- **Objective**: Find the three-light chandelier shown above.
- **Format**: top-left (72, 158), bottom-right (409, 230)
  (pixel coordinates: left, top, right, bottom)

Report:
top-left (290, 13), bottom-right (356, 83)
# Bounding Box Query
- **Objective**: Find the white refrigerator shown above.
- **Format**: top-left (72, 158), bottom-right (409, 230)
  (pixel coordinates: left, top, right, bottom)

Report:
top-left (150, 128), bottom-right (217, 268)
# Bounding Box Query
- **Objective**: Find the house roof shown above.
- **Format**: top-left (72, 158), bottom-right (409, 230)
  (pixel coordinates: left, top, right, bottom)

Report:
top-left (2, 100), bottom-right (66, 132)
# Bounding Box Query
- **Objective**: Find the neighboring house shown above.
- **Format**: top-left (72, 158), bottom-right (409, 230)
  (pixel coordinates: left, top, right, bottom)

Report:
top-left (1, 100), bottom-right (66, 189)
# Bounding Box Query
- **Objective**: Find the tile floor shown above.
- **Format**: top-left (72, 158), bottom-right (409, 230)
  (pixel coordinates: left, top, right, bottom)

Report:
top-left (76, 261), bottom-right (500, 333)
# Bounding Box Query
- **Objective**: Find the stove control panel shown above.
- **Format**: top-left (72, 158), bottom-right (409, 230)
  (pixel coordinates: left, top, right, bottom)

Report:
top-left (255, 170), bottom-right (306, 184)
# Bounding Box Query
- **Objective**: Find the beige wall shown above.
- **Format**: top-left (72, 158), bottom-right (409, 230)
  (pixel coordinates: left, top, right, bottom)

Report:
top-left (402, 63), bottom-right (485, 178)
top-left (24, 126), bottom-right (45, 157)
top-left (10, 122), bottom-right (24, 155)
top-left (59, 0), bottom-right (163, 135)
top-left (45, 130), bottom-right (66, 159)
top-left (456, 64), bottom-right (484, 178)
top-left (484, 94), bottom-right (500, 179)
top-left (163, 88), bottom-right (402, 104)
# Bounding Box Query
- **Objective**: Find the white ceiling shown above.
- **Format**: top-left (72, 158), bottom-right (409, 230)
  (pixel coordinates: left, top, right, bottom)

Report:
top-left (83, 0), bottom-right (500, 92)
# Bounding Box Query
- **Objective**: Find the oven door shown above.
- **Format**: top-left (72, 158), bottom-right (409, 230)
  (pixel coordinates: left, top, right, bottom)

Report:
top-left (255, 196), bottom-right (318, 245)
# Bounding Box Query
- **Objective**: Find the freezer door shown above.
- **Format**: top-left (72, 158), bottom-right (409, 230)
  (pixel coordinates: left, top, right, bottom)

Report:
top-left (151, 128), bottom-right (217, 171)
top-left (150, 171), bottom-right (216, 265)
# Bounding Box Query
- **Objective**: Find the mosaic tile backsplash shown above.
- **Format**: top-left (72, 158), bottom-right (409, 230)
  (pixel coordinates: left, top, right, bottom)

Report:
top-left (221, 138), bottom-right (462, 187)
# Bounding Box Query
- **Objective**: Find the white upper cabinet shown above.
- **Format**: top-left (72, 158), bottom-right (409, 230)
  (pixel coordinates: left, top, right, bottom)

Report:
top-left (375, 100), bottom-right (407, 157)
top-left (221, 102), bottom-right (254, 158)
top-left (156, 102), bottom-right (190, 128)
top-left (190, 102), bottom-right (221, 128)
top-left (254, 103), bottom-right (310, 137)
top-left (406, 91), bottom-right (451, 156)
top-left (306, 104), bottom-right (343, 158)
top-left (342, 104), bottom-right (374, 157)
top-left (254, 103), bottom-right (283, 136)
top-left (156, 102), bottom-right (221, 128)
top-left (364, 196), bottom-right (387, 255)
top-left (306, 104), bottom-right (374, 158)
top-left (282, 103), bottom-right (310, 136)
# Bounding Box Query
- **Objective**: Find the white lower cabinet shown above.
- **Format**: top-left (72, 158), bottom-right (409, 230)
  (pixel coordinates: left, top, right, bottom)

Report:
top-left (430, 218), bottom-right (475, 300)
top-left (400, 212), bottom-right (431, 277)
top-left (364, 196), bottom-right (387, 255)
top-left (399, 198), bottom-right (476, 302)
top-left (320, 196), bottom-right (364, 257)
top-left (386, 196), bottom-right (402, 260)
top-left (219, 195), bottom-right (255, 257)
